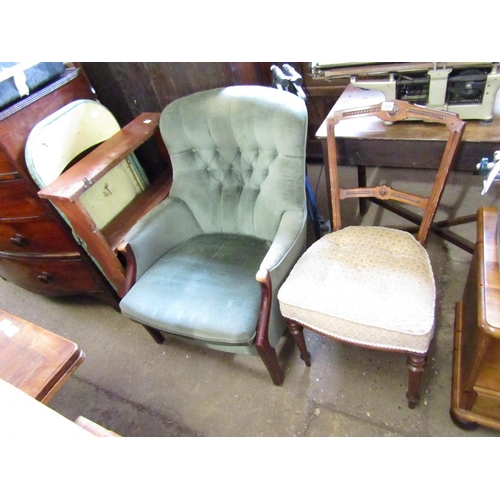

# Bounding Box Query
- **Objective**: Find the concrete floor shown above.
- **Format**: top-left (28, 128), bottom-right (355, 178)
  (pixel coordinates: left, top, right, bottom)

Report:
top-left (2, 164), bottom-right (500, 438)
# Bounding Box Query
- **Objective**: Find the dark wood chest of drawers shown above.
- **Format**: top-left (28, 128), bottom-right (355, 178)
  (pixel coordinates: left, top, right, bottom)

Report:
top-left (0, 67), bottom-right (117, 304)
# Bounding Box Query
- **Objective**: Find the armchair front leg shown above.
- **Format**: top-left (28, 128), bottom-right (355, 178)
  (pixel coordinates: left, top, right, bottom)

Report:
top-left (255, 269), bottom-right (284, 386)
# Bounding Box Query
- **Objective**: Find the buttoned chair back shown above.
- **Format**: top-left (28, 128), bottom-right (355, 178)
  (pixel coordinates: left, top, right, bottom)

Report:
top-left (119, 86), bottom-right (311, 385)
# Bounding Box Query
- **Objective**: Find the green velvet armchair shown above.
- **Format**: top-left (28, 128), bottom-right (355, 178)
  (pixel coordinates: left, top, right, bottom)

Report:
top-left (119, 86), bottom-right (311, 385)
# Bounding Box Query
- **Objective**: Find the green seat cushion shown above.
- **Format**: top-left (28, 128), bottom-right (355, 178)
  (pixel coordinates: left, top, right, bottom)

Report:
top-left (120, 233), bottom-right (271, 344)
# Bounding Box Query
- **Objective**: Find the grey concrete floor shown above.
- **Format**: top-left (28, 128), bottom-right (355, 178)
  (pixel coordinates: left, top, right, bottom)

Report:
top-left (2, 164), bottom-right (500, 438)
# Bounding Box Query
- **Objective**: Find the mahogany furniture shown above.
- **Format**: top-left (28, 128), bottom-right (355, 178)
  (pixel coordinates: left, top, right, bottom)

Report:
top-left (0, 308), bottom-right (84, 404)
top-left (451, 206), bottom-right (500, 430)
top-left (0, 66), bottom-right (118, 305)
top-left (278, 100), bottom-right (465, 408)
top-left (40, 86), bottom-right (310, 385)
top-left (37, 112), bottom-right (172, 296)
top-left (316, 84), bottom-right (500, 253)
top-left (0, 308), bottom-right (119, 436)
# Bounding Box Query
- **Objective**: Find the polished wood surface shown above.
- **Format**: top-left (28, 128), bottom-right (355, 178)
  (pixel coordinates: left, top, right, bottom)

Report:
top-left (39, 113), bottom-right (162, 202)
top-left (451, 206), bottom-right (500, 430)
top-left (0, 67), bottom-right (118, 304)
top-left (0, 309), bottom-right (84, 404)
top-left (316, 84), bottom-right (500, 171)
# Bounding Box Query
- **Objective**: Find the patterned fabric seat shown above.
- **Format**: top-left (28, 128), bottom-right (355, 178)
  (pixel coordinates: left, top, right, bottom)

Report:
top-left (278, 99), bottom-right (466, 408)
top-left (278, 226), bottom-right (435, 354)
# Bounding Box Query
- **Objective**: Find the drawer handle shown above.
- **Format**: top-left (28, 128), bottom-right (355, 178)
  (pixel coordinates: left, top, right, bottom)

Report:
top-left (38, 272), bottom-right (51, 284)
top-left (10, 233), bottom-right (28, 247)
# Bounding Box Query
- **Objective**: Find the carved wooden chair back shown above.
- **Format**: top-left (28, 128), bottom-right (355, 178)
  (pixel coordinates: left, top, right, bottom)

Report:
top-left (326, 100), bottom-right (466, 245)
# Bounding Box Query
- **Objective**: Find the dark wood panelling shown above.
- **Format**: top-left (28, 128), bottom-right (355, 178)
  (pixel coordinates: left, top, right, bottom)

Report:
top-left (80, 62), bottom-right (344, 163)
top-left (81, 62), bottom-right (272, 177)
top-left (81, 62), bottom-right (271, 126)
top-left (298, 62), bottom-right (349, 160)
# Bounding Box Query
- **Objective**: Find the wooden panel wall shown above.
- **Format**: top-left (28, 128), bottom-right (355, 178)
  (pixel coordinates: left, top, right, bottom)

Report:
top-left (80, 62), bottom-right (345, 169)
top-left (80, 62), bottom-right (273, 178)
top-left (81, 62), bottom-right (271, 126)
top-left (298, 62), bottom-right (349, 160)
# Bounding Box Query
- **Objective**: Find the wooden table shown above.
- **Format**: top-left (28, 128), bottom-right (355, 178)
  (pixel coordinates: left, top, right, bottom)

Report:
top-left (451, 206), bottom-right (500, 431)
top-left (0, 309), bottom-right (84, 403)
top-left (316, 83), bottom-right (500, 171)
top-left (315, 84), bottom-right (500, 253)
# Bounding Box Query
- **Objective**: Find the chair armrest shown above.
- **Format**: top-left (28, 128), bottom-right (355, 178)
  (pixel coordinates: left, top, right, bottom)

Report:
top-left (255, 209), bottom-right (306, 351)
top-left (38, 112), bottom-right (161, 202)
top-left (36, 112), bottom-right (167, 294)
top-left (122, 197), bottom-right (202, 282)
top-left (258, 209), bottom-right (307, 286)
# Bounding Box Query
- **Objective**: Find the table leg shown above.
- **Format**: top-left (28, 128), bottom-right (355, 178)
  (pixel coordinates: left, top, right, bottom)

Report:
top-left (357, 166), bottom-right (369, 216)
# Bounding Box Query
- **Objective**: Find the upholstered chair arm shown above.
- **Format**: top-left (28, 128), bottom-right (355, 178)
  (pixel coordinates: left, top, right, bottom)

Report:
top-left (120, 196), bottom-right (202, 283)
top-left (254, 209), bottom-right (306, 355)
top-left (258, 209), bottom-right (307, 287)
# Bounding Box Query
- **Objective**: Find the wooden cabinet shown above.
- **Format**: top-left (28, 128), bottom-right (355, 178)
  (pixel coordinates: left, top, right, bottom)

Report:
top-left (451, 206), bottom-right (500, 430)
top-left (0, 67), bottom-right (117, 305)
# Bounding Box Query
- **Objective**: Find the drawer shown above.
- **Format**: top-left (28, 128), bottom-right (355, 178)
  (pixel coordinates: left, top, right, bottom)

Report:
top-left (0, 179), bottom-right (46, 218)
top-left (0, 254), bottom-right (104, 296)
top-left (0, 147), bottom-right (17, 180)
top-left (0, 218), bottom-right (78, 254)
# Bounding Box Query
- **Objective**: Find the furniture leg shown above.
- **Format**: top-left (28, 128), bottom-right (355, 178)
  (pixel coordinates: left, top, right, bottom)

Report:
top-left (285, 318), bottom-right (312, 366)
top-left (256, 343), bottom-right (284, 386)
top-left (144, 325), bottom-right (165, 344)
top-left (255, 269), bottom-right (284, 385)
top-left (449, 409), bottom-right (480, 431)
top-left (406, 353), bottom-right (427, 409)
top-left (357, 166), bottom-right (369, 216)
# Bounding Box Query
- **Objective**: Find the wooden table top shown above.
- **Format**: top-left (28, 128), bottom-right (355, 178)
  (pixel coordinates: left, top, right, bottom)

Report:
top-left (0, 309), bottom-right (84, 403)
top-left (316, 84), bottom-right (500, 144)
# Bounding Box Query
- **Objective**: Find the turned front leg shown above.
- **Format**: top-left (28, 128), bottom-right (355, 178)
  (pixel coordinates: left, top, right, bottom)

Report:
top-left (406, 353), bottom-right (427, 409)
top-left (285, 318), bottom-right (311, 367)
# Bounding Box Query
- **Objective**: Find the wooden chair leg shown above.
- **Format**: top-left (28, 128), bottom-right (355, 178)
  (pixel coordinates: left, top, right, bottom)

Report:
top-left (144, 325), bottom-right (165, 344)
top-left (256, 343), bottom-right (284, 386)
top-left (285, 318), bottom-right (311, 367)
top-left (406, 353), bottom-right (427, 409)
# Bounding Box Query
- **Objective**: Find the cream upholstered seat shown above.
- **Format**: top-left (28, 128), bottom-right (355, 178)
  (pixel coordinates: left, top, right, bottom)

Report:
top-left (279, 226), bottom-right (435, 353)
top-left (278, 100), bottom-right (465, 408)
